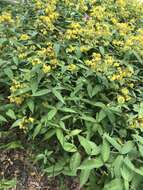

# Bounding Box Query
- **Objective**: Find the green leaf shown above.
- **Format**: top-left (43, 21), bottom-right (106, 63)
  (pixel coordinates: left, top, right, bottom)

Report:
top-left (101, 138), bottom-right (110, 162)
top-left (33, 124), bottom-right (42, 139)
top-left (97, 110), bottom-right (106, 122)
top-left (43, 129), bottom-right (55, 141)
top-left (80, 169), bottom-right (91, 187)
top-left (47, 108), bottom-right (57, 120)
top-left (121, 164), bottom-right (133, 182)
top-left (32, 89), bottom-right (50, 96)
top-left (70, 152), bottom-right (81, 170)
top-left (138, 144), bottom-right (143, 157)
top-left (78, 157), bottom-right (103, 170)
top-left (87, 83), bottom-right (93, 98)
top-left (132, 50), bottom-right (143, 64)
top-left (113, 155), bottom-right (123, 178)
top-left (0, 115), bottom-right (7, 122)
top-left (54, 43), bottom-right (60, 56)
top-left (11, 119), bottom-right (22, 128)
top-left (14, 87), bottom-right (31, 96)
top-left (75, 47), bottom-right (81, 58)
top-left (99, 46), bottom-right (105, 55)
top-left (124, 157), bottom-right (135, 169)
top-left (78, 136), bottom-right (100, 155)
top-left (105, 109), bottom-right (115, 124)
top-left (103, 178), bottom-right (124, 190)
top-left (62, 167), bottom-right (77, 176)
top-left (13, 56), bottom-right (18, 65)
top-left (121, 141), bottom-right (134, 154)
top-left (63, 142), bottom-right (77, 152)
top-left (56, 128), bottom-right (64, 145)
top-left (124, 180), bottom-right (129, 190)
top-left (0, 179), bottom-right (17, 189)
top-left (6, 109), bottom-right (16, 120)
top-left (59, 107), bottom-right (76, 113)
top-left (27, 99), bottom-right (34, 113)
top-left (81, 115), bottom-right (96, 123)
top-left (52, 89), bottom-right (65, 104)
top-left (0, 141), bottom-right (23, 150)
top-left (133, 134), bottom-right (143, 144)
top-left (70, 129), bottom-right (82, 136)
top-left (105, 134), bottom-right (121, 152)
top-left (123, 157), bottom-right (143, 176)
top-left (30, 78), bottom-right (38, 94)
top-left (4, 68), bottom-right (13, 79)
top-left (0, 38), bottom-right (7, 45)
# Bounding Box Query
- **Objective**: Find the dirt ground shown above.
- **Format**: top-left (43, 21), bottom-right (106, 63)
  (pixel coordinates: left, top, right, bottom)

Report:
top-left (0, 150), bottom-right (81, 190)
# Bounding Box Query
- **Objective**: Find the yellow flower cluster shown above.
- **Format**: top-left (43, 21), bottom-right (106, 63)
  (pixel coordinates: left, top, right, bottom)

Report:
top-left (42, 64), bottom-right (51, 73)
top-left (9, 96), bottom-right (25, 105)
top-left (80, 46), bottom-right (90, 53)
top-left (18, 53), bottom-right (27, 59)
top-left (39, 1), bottom-right (59, 30)
top-left (9, 80), bottom-right (29, 105)
top-left (124, 29), bottom-right (143, 53)
top-left (37, 43), bottom-right (56, 58)
top-left (30, 58), bottom-right (42, 66)
top-left (117, 87), bottom-right (131, 104)
top-left (130, 116), bottom-right (143, 129)
top-left (19, 34), bottom-right (30, 41)
top-left (0, 12), bottom-right (13, 24)
top-left (95, 23), bottom-right (111, 40)
top-left (90, 6), bottom-right (105, 21)
top-left (85, 53), bottom-right (101, 70)
top-left (110, 67), bottom-right (133, 81)
top-left (67, 64), bottom-right (77, 72)
top-left (66, 46), bottom-right (76, 53)
top-left (65, 22), bottom-right (83, 40)
top-left (116, 0), bottom-right (127, 7)
top-left (35, 0), bottom-right (43, 10)
top-left (10, 80), bottom-right (25, 93)
top-left (19, 117), bottom-right (34, 130)
top-left (116, 23), bottom-right (133, 37)
top-left (75, 0), bottom-right (88, 12)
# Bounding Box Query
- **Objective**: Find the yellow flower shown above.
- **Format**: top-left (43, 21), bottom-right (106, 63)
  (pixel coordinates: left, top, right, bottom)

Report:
top-left (31, 58), bottom-right (42, 66)
top-left (129, 83), bottom-right (134, 88)
top-left (66, 46), bottom-right (76, 53)
top-left (35, 1), bottom-right (43, 10)
top-left (121, 88), bottom-right (129, 95)
top-left (0, 12), bottom-right (13, 24)
top-left (117, 95), bottom-right (125, 104)
top-left (92, 53), bottom-right (101, 62)
top-left (116, 0), bottom-right (126, 7)
top-left (18, 53), bottom-right (27, 59)
top-left (67, 64), bottom-right (77, 72)
top-left (116, 23), bottom-right (132, 36)
top-left (80, 46), bottom-right (90, 52)
top-left (105, 55), bottom-right (114, 65)
top-left (43, 65), bottom-right (51, 73)
top-left (28, 117), bottom-right (34, 123)
top-left (9, 96), bottom-right (24, 105)
top-left (125, 95), bottom-right (131, 101)
top-left (50, 59), bottom-right (58, 66)
top-left (65, 22), bottom-right (83, 40)
top-left (90, 6), bottom-right (105, 20)
top-left (19, 34), bottom-right (30, 41)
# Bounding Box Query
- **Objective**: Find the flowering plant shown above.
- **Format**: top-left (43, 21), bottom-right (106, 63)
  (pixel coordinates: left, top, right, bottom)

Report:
top-left (0, 0), bottom-right (143, 189)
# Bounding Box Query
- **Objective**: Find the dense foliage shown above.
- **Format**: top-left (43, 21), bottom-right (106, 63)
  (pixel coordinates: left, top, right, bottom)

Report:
top-left (0, 0), bottom-right (143, 189)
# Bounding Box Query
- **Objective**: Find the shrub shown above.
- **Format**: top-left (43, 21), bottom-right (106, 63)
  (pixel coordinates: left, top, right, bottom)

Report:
top-left (0, 0), bottom-right (143, 189)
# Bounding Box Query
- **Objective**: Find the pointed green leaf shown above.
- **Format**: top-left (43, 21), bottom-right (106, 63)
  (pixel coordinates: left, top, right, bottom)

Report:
top-left (70, 152), bottom-right (81, 170)
top-left (80, 169), bottom-right (91, 187)
top-left (78, 157), bottom-right (103, 170)
top-left (101, 139), bottom-right (110, 162)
